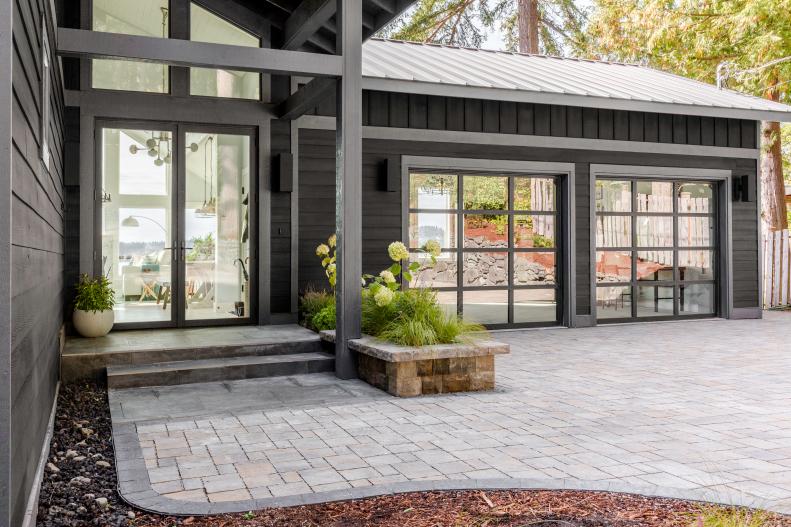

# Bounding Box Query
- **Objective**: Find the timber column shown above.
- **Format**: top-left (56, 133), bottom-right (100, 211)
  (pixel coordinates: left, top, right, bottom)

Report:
top-left (334, 0), bottom-right (362, 379)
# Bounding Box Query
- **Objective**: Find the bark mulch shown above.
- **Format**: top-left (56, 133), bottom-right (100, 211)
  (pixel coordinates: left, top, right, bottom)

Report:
top-left (36, 381), bottom-right (791, 527)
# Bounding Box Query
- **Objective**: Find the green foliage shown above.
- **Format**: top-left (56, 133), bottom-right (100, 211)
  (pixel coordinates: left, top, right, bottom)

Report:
top-left (299, 288), bottom-right (335, 331)
top-left (363, 288), bottom-right (485, 346)
top-left (311, 303), bottom-right (337, 331)
top-left (74, 274), bottom-right (115, 312)
top-left (186, 233), bottom-right (215, 262)
top-left (532, 233), bottom-right (554, 248)
top-left (693, 506), bottom-right (770, 527)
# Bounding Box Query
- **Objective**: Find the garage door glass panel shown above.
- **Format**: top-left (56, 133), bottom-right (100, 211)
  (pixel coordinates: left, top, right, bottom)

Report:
top-left (596, 251), bottom-right (632, 283)
top-left (514, 215), bottom-right (555, 248)
top-left (408, 171), bottom-right (560, 328)
top-left (596, 178), bottom-right (717, 322)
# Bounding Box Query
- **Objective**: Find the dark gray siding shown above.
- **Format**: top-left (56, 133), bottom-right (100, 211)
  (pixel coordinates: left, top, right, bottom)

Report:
top-left (297, 129), bottom-right (759, 315)
top-left (270, 121), bottom-right (292, 313)
top-left (9, 0), bottom-right (64, 524)
top-left (310, 91), bottom-right (759, 150)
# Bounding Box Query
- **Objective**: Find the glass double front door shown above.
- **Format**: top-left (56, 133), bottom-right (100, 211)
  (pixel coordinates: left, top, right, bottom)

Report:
top-left (100, 127), bottom-right (254, 326)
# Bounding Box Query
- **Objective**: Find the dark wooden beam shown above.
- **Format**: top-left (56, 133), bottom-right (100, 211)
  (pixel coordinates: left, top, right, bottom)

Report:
top-left (282, 0), bottom-right (337, 50)
top-left (57, 28), bottom-right (343, 77)
top-left (335, 0), bottom-right (363, 379)
top-left (275, 78), bottom-right (335, 120)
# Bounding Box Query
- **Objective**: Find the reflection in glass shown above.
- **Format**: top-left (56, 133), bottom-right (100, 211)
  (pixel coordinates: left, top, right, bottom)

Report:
top-left (680, 284), bottom-right (715, 314)
top-left (596, 251), bottom-right (631, 283)
top-left (636, 286), bottom-right (674, 317)
top-left (409, 251), bottom-right (457, 289)
top-left (514, 215), bottom-right (555, 248)
top-left (514, 177), bottom-right (555, 211)
top-left (463, 252), bottom-right (508, 287)
top-left (596, 286), bottom-right (632, 319)
top-left (408, 212), bottom-right (456, 249)
top-left (101, 128), bottom-right (173, 324)
top-left (636, 216), bottom-right (673, 247)
top-left (679, 250), bottom-right (714, 280)
top-left (678, 216), bottom-right (714, 247)
top-left (596, 180), bottom-right (631, 212)
top-left (678, 182), bottom-right (714, 213)
top-left (436, 291), bottom-right (458, 318)
top-left (184, 132), bottom-right (251, 320)
top-left (190, 4), bottom-right (261, 100)
top-left (636, 251), bottom-right (673, 281)
top-left (464, 214), bottom-right (508, 248)
top-left (463, 289), bottom-right (507, 325)
top-left (92, 0), bottom-right (169, 92)
top-left (636, 181), bottom-right (673, 212)
top-left (596, 215), bottom-right (631, 247)
top-left (514, 289), bottom-right (557, 323)
top-left (514, 252), bottom-right (555, 285)
top-left (463, 175), bottom-right (507, 210)
top-left (409, 173), bottom-right (457, 209)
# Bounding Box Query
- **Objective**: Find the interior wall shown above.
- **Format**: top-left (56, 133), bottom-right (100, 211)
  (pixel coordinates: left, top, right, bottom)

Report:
top-left (9, 0), bottom-right (65, 524)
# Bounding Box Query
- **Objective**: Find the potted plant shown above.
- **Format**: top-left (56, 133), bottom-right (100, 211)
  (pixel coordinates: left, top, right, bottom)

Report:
top-left (72, 274), bottom-right (116, 338)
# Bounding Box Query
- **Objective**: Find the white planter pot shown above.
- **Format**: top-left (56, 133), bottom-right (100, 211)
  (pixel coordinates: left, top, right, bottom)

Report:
top-left (73, 309), bottom-right (114, 338)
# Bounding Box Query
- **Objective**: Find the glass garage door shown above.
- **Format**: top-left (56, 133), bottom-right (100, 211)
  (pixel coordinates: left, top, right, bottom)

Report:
top-left (407, 171), bottom-right (561, 328)
top-left (594, 178), bottom-right (717, 322)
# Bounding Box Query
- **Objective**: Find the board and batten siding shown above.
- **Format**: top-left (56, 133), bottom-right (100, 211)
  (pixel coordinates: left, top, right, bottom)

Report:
top-left (295, 128), bottom-right (759, 319)
top-left (7, 0), bottom-right (65, 524)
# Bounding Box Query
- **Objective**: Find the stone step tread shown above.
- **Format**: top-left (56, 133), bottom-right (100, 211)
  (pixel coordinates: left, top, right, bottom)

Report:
top-left (107, 352), bottom-right (334, 377)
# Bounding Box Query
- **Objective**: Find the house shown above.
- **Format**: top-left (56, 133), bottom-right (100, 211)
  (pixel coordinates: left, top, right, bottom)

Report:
top-left (3, 0), bottom-right (791, 525)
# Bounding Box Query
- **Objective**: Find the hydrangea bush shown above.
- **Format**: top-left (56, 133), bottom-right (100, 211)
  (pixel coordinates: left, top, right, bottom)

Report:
top-left (300, 234), bottom-right (482, 346)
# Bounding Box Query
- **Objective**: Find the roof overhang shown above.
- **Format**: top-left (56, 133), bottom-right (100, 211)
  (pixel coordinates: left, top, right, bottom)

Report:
top-left (362, 77), bottom-right (791, 123)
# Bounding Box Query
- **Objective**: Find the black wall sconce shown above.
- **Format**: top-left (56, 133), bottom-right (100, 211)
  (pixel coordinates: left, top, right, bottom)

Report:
top-left (732, 174), bottom-right (753, 202)
top-left (274, 153), bottom-right (293, 192)
top-left (379, 157), bottom-right (399, 192)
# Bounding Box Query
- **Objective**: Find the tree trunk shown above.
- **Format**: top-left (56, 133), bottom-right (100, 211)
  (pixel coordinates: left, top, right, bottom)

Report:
top-left (761, 86), bottom-right (789, 231)
top-left (518, 0), bottom-right (539, 54)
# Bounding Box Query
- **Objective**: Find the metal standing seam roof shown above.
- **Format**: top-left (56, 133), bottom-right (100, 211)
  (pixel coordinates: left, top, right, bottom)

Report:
top-left (361, 39), bottom-right (791, 122)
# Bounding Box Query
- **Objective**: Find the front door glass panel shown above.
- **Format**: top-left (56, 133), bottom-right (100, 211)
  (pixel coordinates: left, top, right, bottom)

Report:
top-left (184, 132), bottom-right (252, 321)
top-left (101, 128), bottom-right (174, 324)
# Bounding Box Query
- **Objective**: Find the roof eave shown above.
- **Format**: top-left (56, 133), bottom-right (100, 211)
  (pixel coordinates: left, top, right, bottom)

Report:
top-left (362, 77), bottom-right (791, 124)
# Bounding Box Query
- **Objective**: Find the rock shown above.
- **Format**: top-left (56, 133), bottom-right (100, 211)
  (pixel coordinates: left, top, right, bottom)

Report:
top-left (76, 440), bottom-right (87, 447)
top-left (48, 505), bottom-right (66, 515)
top-left (45, 462), bottom-right (60, 473)
top-left (72, 455), bottom-right (87, 462)
top-left (127, 511), bottom-right (136, 519)
top-left (96, 460), bottom-right (111, 468)
top-left (65, 449), bottom-right (78, 459)
top-left (69, 476), bottom-right (91, 485)
top-left (95, 497), bottom-right (109, 509)
top-left (84, 493), bottom-right (96, 500)
top-left (80, 428), bottom-right (95, 437)
top-left (77, 506), bottom-right (87, 514)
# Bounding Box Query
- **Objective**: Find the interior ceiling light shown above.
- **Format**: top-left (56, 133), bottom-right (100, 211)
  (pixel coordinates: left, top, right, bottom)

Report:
top-left (128, 132), bottom-right (172, 167)
top-left (194, 136), bottom-right (216, 218)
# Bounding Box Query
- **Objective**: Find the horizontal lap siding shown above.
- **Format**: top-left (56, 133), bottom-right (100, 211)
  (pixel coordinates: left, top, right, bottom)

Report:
top-left (10, 0), bottom-right (65, 524)
top-left (297, 128), bottom-right (759, 316)
top-left (270, 121), bottom-right (291, 313)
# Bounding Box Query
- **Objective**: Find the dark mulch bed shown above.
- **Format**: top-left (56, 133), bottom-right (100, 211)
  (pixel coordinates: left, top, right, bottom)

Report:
top-left (37, 382), bottom-right (791, 527)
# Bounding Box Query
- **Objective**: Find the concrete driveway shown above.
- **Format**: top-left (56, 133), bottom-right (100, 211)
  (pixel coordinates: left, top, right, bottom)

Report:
top-left (109, 311), bottom-right (791, 515)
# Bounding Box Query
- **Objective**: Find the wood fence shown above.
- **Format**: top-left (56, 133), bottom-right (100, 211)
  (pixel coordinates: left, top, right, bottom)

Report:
top-left (763, 229), bottom-right (791, 308)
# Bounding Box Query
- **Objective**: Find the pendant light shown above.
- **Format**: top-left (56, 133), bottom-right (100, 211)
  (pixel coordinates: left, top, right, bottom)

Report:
top-left (195, 136), bottom-right (216, 217)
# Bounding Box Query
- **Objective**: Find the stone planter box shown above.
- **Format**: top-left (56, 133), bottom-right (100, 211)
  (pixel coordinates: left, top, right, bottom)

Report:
top-left (320, 331), bottom-right (509, 397)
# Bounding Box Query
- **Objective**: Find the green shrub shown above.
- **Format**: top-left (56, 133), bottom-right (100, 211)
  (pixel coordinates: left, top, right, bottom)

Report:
top-left (364, 288), bottom-right (484, 347)
top-left (311, 303), bottom-right (337, 331)
top-left (74, 274), bottom-right (115, 312)
top-left (693, 507), bottom-right (770, 527)
top-left (299, 288), bottom-right (334, 330)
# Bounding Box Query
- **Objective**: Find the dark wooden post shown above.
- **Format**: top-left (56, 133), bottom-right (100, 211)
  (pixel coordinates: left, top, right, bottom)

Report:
top-left (334, 0), bottom-right (362, 379)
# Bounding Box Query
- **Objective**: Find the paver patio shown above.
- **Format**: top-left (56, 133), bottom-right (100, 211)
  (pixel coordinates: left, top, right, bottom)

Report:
top-left (109, 311), bottom-right (791, 515)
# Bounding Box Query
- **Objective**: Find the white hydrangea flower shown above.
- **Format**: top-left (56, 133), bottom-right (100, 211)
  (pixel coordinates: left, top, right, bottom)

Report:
top-left (374, 287), bottom-right (394, 307)
top-left (316, 244), bottom-right (330, 257)
top-left (387, 241), bottom-right (409, 262)
top-left (328, 234), bottom-right (337, 248)
top-left (379, 270), bottom-right (396, 284)
top-left (327, 263), bottom-right (336, 273)
top-left (423, 239), bottom-right (441, 257)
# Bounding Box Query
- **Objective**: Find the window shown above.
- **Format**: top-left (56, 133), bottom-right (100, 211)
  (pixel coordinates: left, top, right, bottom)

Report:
top-left (92, 0), bottom-right (170, 93)
top-left (595, 178), bottom-right (717, 321)
top-left (408, 171), bottom-right (559, 327)
top-left (40, 22), bottom-right (51, 169)
top-left (189, 4), bottom-right (261, 100)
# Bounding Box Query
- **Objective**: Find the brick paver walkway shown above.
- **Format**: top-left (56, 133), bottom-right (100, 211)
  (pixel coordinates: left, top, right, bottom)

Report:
top-left (109, 312), bottom-right (791, 515)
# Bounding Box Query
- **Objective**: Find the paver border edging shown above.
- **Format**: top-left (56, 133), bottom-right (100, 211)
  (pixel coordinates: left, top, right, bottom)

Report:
top-left (111, 423), bottom-right (780, 517)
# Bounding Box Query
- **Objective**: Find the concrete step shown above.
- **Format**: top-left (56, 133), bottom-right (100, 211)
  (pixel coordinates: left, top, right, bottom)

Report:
top-left (107, 352), bottom-right (335, 389)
